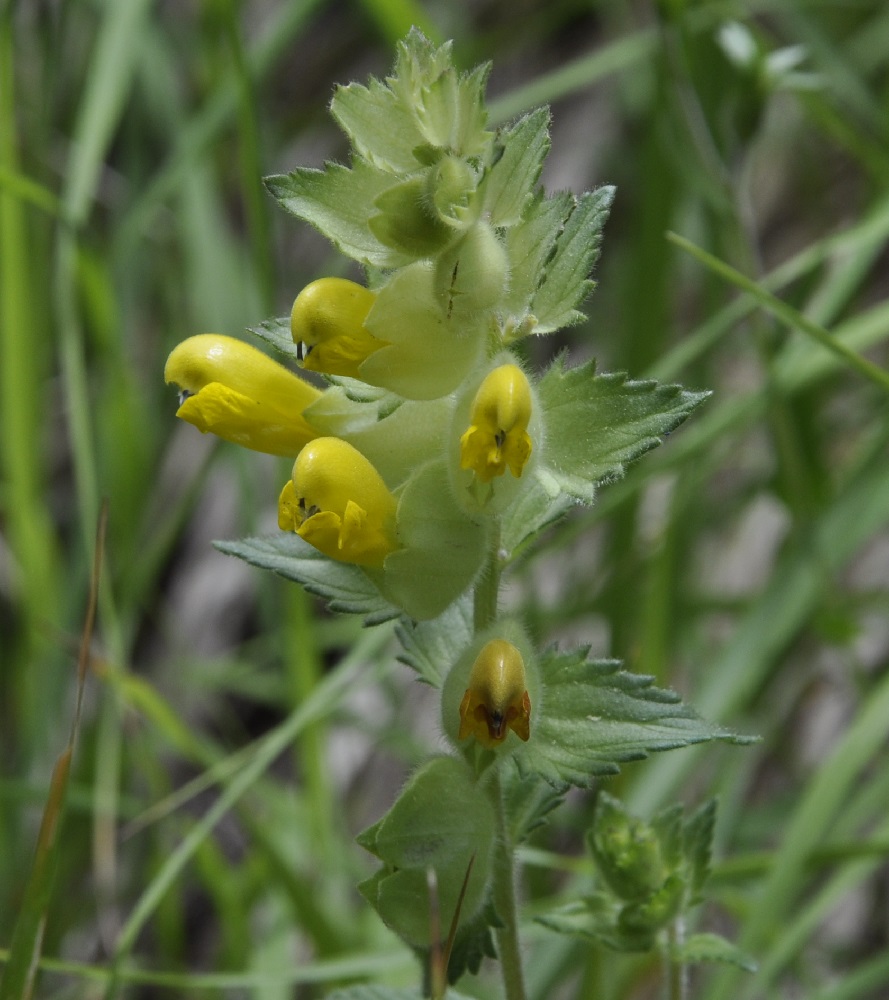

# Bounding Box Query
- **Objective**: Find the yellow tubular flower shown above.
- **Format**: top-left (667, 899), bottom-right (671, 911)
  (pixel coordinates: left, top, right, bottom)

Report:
top-left (459, 364), bottom-right (533, 483)
top-left (458, 639), bottom-right (531, 748)
top-left (291, 278), bottom-right (384, 378)
top-left (164, 335), bottom-right (321, 456)
top-left (278, 437), bottom-right (398, 567)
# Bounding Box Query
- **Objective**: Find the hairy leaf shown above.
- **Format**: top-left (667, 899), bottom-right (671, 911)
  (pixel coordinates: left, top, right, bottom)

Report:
top-left (531, 186), bottom-right (615, 332)
top-left (482, 107), bottom-right (551, 227)
top-left (671, 932), bottom-right (758, 971)
top-left (396, 594), bottom-right (473, 687)
top-left (264, 160), bottom-right (413, 269)
top-left (215, 534), bottom-right (397, 621)
top-left (538, 357), bottom-right (710, 501)
top-left (247, 316), bottom-right (299, 362)
top-left (515, 648), bottom-right (750, 789)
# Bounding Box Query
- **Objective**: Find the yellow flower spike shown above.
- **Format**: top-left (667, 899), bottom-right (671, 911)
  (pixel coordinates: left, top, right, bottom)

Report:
top-left (458, 639), bottom-right (531, 748)
top-left (459, 364), bottom-right (533, 483)
top-left (164, 334), bottom-right (321, 456)
top-left (280, 437), bottom-right (398, 567)
top-left (290, 278), bottom-right (385, 378)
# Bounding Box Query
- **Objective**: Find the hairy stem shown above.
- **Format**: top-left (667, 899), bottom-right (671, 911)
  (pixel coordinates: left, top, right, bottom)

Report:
top-left (474, 525), bottom-right (527, 1000)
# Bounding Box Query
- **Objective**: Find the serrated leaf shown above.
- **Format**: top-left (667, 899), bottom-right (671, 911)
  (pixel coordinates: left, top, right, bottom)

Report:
top-left (502, 191), bottom-right (573, 321)
top-left (416, 61), bottom-right (492, 158)
top-left (537, 357), bottom-right (711, 501)
top-left (331, 78), bottom-right (427, 174)
top-left (537, 895), bottom-right (659, 953)
top-left (499, 469), bottom-right (573, 558)
top-left (214, 534), bottom-right (398, 621)
top-left (264, 160), bottom-right (413, 269)
top-left (531, 186), bottom-right (615, 332)
top-left (445, 903), bottom-right (499, 983)
top-left (396, 593), bottom-right (473, 687)
top-left (247, 316), bottom-right (299, 362)
top-left (671, 932), bottom-right (757, 972)
top-left (683, 798), bottom-right (717, 897)
top-left (515, 648), bottom-right (749, 790)
top-left (482, 107), bottom-right (551, 227)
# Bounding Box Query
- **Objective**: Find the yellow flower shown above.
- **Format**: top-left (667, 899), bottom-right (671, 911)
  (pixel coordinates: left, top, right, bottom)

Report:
top-left (458, 639), bottom-right (531, 748)
top-left (278, 437), bottom-right (398, 567)
top-left (164, 334), bottom-right (320, 456)
top-left (459, 364), bottom-right (533, 483)
top-left (291, 278), bottom-right (385, 378)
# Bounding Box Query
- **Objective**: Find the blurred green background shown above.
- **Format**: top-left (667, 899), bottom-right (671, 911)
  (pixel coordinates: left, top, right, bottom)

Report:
top-left (2, 0), bottom-right (889, 997)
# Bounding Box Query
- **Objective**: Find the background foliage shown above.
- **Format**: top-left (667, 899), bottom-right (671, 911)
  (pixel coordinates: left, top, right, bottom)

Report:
top-left (2, 0), bottom-right (889, 998)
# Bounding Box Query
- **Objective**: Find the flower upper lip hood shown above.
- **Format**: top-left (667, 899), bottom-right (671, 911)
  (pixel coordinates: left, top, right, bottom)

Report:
top-left (290, 277), bottom-right (385, 379)
top-left (460, 363), bottom-right (534, 483)
top-left (164, 334), bottom-right (321, 457)
top-left (278, 437), bottom-right (399, 568)
top-left (458, 638), bottom-right (531, 748)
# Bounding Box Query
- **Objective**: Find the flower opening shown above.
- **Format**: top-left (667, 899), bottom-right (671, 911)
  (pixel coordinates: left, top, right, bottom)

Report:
top-left (290, 278), bottom-right (384, 378)
top-left (459, 364), bottom-right (533, 483)
top-left (164, 334), bottom-right (321, 456)
top-left (458, 639), bottom-right (531, 748)
top-left (278, 437), bottom-right (398, 567)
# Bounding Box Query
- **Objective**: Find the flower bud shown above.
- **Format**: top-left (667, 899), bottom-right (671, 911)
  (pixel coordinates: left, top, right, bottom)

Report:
top-left (441, 622), bottom-right (539, 754)
top-left (290, 278), bottom-right (383, 378)
top-left (164, 334), bottom-right (320, 456)
top-left (458, 639), bottom-right (531, 749)
top-left (278, 437), bottom-right (398, 567)
top-left (460, 363), bottom-right (533, 483)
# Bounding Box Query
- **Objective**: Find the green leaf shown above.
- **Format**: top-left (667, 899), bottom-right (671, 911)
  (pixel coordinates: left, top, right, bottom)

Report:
top-left (502, 191), bottom-right (573, 321)
top-left (514, 648), bottom-right (749, 790)
top-left (358, 757), bottom-right (495, 950)
top-left (382, 460), bottom-right (488, 620)
top-left (331, 78), bottom-right (427, 174)
top-left (396, 593), bottom-right (473, 687)
top-left (683, 798), bottom-right (717, 897)
top-left (670, 932), bottom-right (758, 972)
top-left (536, 895), bottom-right (656, 952)
top-left (531, 186), bottom-right (615, 332)
top-left (499, 468), bottom-right (573, 558)
top-left (445, 903), bottom-right (499, 983)
top-left (537, 356), bottom-right (710, 501)
top-left (482, 107), bottom-right (551, 227)
top-left (247, 315), bottom-right (299, 362)
top-left (264, 159), bottom-right (413, 269)
top-left (214, 534), bottom-right (398, 621)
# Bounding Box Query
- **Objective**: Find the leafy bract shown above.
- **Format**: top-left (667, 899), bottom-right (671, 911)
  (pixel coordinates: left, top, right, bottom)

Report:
top-left (538, 357), bottom-right (710, 501)
top-left (482, 107), bottom-right (551, 227)
top-left (531, 186), bottom-right (615, 332)
top-left (515, 648), bottom-right (749, 789)
top-left (671, 933), bottom-right (758, 971)
top-left (247, 316), bottom-right (298, 362)
top-left (331, 77), bottom-right (429, 174)
top-left (215, 534), bottom-right (398, 621)
top-left (264, 159), bottom-right (413, 269)
top-left (397, 594), bottom-right (473, 687)
top-left (502, 191), bottom-right (573, 322)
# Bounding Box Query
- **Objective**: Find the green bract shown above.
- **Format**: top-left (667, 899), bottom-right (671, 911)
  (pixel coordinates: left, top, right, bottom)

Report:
top-left (357, 757), bottom-right (495, 950)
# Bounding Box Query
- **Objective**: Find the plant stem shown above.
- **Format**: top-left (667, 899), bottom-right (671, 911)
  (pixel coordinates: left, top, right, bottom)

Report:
top-left (490, 768), bottom-right (528, 1000)
top-left (667, 917), bottom-right (688, 1000)
top-left (474, 525), bottom-right (528, 1000)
